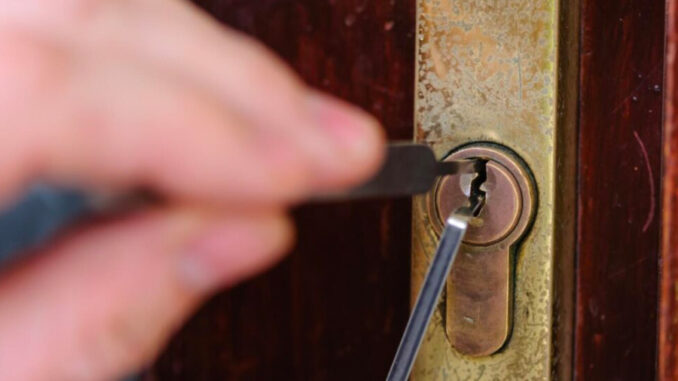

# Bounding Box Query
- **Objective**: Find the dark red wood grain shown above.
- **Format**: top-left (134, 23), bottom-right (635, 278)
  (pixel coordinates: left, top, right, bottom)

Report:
top-left (576, 0), bottom-right (665, 379)
top-left (660, 0), bottom-right (678, 379)
top-left (148, 1), bottom-right (415, 379)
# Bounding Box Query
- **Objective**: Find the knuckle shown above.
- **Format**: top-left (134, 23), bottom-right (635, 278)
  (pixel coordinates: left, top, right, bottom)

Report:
top-left (46, 0), bottom-right (134, 35)
top-left (236, 36), bottom-right (304, 99)
top-left (0, 34), bottom-right (65, 109)
top-left (58, 0), bottom-right (106, 25)
top-left (256, 61), bottom-right (303, 101)
top-left (16, 0), bottom-right (107, 27)
top-left (103, 314), bottom-right (157, 367)
top-left (156, 93), bottom-right (226, 141)
top-left (77, 313), bottom-right (157, 380)
top-left (274, 215), bottom-right (296, 254)
top-left (262, 144), bottom-right (313, 199)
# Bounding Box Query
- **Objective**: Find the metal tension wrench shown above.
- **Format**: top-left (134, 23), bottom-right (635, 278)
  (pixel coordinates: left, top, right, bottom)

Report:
top-left (387, 161), bottom-right (486, 381)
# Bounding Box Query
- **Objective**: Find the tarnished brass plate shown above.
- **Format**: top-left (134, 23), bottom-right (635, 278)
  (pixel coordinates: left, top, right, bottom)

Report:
top-left (411, 0), bottom-right (577, 379)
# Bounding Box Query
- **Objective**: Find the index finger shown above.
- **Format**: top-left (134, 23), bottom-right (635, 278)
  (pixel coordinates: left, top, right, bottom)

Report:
top-left (0, 33), bottom-right (384, 207)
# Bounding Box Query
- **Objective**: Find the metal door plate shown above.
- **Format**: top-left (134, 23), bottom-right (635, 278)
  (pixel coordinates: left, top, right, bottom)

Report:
top-left (411, 0), bottom-right (577, 379)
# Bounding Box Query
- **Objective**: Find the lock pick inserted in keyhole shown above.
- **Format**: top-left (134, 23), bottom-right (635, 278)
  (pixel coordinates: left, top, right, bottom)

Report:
top-left (386, 161), bottom-right (487, 381)
top-left (0, 142), bottom-right (487, 262)
top-left (321, 143), bottom-right (485, 200)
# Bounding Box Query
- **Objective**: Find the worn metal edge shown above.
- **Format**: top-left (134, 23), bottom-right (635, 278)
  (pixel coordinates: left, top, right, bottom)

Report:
top-left (551, 0), bottom-right (578, 378)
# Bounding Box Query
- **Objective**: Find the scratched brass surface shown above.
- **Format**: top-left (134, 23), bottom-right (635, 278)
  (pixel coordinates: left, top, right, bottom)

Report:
top-left (439, 146), bottom-right (536, 357)
top-left (412, 0), bottom-right (577, 379)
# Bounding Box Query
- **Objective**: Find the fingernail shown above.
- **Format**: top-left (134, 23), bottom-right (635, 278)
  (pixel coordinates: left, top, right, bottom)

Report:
top-left (178, 215), bottom-right (291, 292)
top-left (305, 92), bottom-right (384, 162)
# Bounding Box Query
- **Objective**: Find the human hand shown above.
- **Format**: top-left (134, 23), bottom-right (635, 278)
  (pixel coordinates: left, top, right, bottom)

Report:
top-left (0, 1), bottom-right (384, 379)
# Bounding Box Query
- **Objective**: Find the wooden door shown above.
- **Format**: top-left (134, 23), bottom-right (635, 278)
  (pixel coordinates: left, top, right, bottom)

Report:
top-left (577, 0), bottom-right (664, 379)
top-left (146, 1), bottom-right (674, 380)
top-left (661, 0), bottom-right (678, 379)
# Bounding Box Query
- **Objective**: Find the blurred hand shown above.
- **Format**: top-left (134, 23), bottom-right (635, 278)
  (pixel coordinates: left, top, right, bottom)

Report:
top-left (0, 1), bottom-right (385, 379)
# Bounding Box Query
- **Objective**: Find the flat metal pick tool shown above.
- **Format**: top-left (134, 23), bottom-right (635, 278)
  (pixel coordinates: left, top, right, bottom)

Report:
top-left (329, 143), bottom-right (479, 199)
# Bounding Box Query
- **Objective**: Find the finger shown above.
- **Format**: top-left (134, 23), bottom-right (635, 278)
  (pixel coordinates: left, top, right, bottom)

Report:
top-left (0, 32), bottom-right (369, 206)
top-left (5, 0), bottom-right (386, 191)
top-left (0, 208), bottom-right (293, 381)
top-left (120, 0), bottom-right (386, 190)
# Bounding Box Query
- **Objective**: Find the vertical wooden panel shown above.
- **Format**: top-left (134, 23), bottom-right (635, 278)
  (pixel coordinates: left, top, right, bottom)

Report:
top-left (577, 0), bottom-right (664, 379)
top-left (660, 0), bottom-right (678, 379)
top-left (147, 1), bottom-right (416, 379)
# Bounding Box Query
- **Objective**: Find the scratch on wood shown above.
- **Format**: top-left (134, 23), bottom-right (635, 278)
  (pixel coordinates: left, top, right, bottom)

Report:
top-left (633, 130), bottom-right (655, 233)
top-left (608, 256), bottom-right (649, 279)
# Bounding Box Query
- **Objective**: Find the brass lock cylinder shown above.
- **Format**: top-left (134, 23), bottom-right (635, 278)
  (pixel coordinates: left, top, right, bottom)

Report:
top-left (428, 144), bottom-right (536, 357)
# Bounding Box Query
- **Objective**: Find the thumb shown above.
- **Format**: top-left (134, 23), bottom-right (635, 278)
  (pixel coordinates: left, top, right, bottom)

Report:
top-left (0, 208), bottom-right (292, 381)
